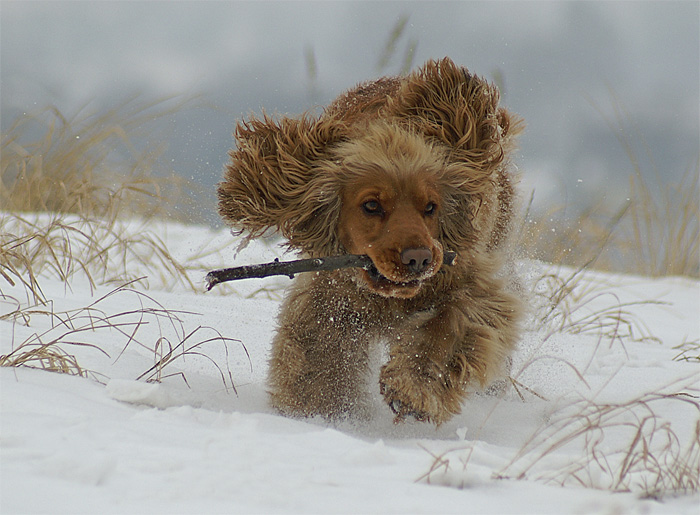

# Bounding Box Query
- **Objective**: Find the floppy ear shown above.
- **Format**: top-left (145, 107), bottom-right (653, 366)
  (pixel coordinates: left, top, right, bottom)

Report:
top-left (217, 113), bottom-right (347, 256)
top-left (385, 57), bottom-right (523, 176)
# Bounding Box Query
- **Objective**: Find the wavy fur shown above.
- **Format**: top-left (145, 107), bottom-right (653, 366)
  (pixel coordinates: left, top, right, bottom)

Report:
top-left (218, 58), bottom-right (524, 424)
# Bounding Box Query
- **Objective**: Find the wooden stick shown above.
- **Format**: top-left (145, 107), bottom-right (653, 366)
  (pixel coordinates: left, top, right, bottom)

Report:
top-left (205, 251), bottom-right (457, 291)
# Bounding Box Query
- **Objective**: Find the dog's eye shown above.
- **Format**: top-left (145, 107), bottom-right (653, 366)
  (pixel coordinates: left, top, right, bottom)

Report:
top-left (424, 202), bottom-right (437, 216)
top-left (362, 200), bottom-right (383, 215)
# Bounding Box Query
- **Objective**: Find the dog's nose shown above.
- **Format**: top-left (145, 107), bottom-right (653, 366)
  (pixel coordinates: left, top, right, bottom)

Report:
top-left (401, 247), bottom-right (433, 275)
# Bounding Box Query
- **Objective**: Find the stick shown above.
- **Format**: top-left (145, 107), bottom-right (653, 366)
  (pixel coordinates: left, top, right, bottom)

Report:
top-left (205, 251), bottom-right (457, 291)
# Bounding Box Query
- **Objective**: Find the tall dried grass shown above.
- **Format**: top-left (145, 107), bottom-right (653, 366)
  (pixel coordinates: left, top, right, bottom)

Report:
top-left (597, 93), bottom-right (699, 278)
top-left (502, 101), bottom-right (699, 499)
top-left (0, 101), bottom-right (240, 388)
top-left (1, 98), bottom-right (199, 220)
top-left (376, 14), bottom-right (418, 75)
top-left (517, 238), bottom-right (697, 497)
top-left (0, 101), bottom-right (204, 304)
top-left (621, 162), bottom-right (699, 277)
top-left (520, 96), bottom-right (699, 278)
top-left (519, 166), bottom-right (698, 279)
top-left (1, 213), bottom-right (195, 305)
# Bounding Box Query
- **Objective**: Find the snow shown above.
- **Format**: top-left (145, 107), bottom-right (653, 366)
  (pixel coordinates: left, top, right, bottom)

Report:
top-left (1, 217), bottom-right (698, 514)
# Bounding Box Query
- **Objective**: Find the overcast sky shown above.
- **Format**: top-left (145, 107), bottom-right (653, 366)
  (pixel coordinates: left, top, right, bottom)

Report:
top-left (2, 1), bottom-right (698, 222)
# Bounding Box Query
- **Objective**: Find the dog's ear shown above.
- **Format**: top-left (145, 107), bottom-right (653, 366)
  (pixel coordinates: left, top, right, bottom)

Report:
top-left (386, 57), bottom-right (523, 176)
top-left (217, 113), bottom-right (347, 255)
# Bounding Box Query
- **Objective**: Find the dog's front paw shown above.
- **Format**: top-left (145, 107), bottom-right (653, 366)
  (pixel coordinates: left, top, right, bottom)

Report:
top-left (379, 360), bottom-right (447, 424)
top-left (379, 382), bottom-right (428, 422)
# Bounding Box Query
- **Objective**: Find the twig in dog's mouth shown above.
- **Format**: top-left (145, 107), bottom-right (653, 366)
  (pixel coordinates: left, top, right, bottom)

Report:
top-left (205, 251), bottom-right (457, 291)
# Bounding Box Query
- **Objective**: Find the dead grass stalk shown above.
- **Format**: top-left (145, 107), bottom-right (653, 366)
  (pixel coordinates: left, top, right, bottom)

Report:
top-left (1, 282), bottom-right (246, 391)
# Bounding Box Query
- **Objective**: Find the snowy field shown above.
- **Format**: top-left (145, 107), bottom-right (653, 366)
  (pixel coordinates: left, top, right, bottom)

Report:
top-left (1, 216), bottom-right (699, 514)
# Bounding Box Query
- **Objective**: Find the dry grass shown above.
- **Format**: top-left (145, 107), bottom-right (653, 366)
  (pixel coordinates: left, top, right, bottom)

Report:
top-left (502, 107), bottom-right (698, 499)
top-left (518, 172), bottom-right (698, 279)
top-left (0, 305), bottom-right (107, 381)
top-left (1, 99), bottom-right (200, 220)
top-left (621, 162), bottom-right (699, 277)
top-left (498, 380), bottom-right (700, 498)
top-left (519, 97), bottom-right (699, 279)
top-left (595, 93), bottom-right (699, 278)
top-left (531, 266), bottom-right (662, 349)
top-left (517, 191), bottom-right (629, 272)
top-left (136, 325), bottom-right (247, 393)
top-left (517, 259), bottom-right (696, 497)
top-left (505, 142), bottom-right (698, 499)
top-left (419, 258), bottom-right (699, 498)
top-left (421, 386), bottom-right (699, 498)
top-left (0, 101), bottom-right (239, 389)
top-left (0, 212), bottom-right (195, 305)
top-left (673, 340), bottom-right (700, 364)
top-left (422, 332), bottom-right (698, 498)
top-left (0, 101), bottom-right (205, 303)
top-left (376, 14), bottom-right (418, 75)
top-left (1, 281), bottom-right (245, 391)
top-left (508, 257), bottom-right (663, 399)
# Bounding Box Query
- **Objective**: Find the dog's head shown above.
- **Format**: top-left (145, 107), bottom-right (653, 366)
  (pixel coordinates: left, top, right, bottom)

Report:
top-left (217, 58), bottom-right (522, 297)
top-left (329, 123), bottom-right (445, 298)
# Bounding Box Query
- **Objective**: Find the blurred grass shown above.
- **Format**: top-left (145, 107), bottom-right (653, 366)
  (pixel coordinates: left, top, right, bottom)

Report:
top-left (2, 95), bottom-right (696, 292)
top-left (517, 152), bottom-right (699, 279)
top-left (376, 14), bottom-right (417, 75)
top-left (1, 99), bottom-right (204, 303)
top-left (305, 31), bottom-right (698, 279)
top-left (1, 97), bottom-right (203, 222)
top-left (0, 100), bottom-right (244, 388)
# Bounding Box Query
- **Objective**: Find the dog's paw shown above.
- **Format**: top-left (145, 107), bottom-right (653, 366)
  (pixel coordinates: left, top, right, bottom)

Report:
top-left (382, 387), bottom-right (430, 423)
top-left (379, 362), bottom-right (445, 424)
top-left (379, 356), bottom-right (469, 425)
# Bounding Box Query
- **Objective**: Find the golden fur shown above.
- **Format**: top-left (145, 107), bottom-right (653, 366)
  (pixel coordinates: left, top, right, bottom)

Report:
top-left (218, 58), bottom-right (525, 424)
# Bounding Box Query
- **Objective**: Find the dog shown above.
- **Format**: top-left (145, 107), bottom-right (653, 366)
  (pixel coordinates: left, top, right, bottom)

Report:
top-left (217, 58), bottom-right (524, 425)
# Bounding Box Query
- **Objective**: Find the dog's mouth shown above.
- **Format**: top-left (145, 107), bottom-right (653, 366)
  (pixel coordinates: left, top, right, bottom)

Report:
top-left (361, 262), bottom-right (426, 298)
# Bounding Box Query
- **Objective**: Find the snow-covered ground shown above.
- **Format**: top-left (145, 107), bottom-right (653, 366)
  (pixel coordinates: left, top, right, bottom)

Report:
top-left (1, 217), bottom-right (698, 514)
